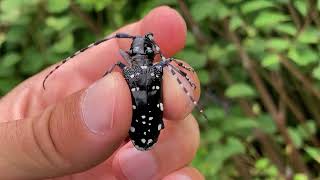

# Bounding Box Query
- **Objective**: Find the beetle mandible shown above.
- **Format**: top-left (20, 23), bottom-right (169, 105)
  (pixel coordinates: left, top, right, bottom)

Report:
top-left (43, 32), bottom-right (206, 151)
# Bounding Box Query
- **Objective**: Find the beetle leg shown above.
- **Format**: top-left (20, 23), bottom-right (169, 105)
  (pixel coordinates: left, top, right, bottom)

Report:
top-left (165, 57), bottom-right (195, 73)
top-left (119, 49), bottom-right (132, 66)
top-left (42, 33), bottom-right (135, 90)
top-left (103, 61), bottom-right (126, 77)
top-left (156, 59), bottom-right (196, 88)
top-left (156, 59), bottom-right (209, 121)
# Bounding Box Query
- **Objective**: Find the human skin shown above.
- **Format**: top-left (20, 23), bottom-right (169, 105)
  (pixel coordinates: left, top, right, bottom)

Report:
top-left (0, 6), bottom-right (204, 180)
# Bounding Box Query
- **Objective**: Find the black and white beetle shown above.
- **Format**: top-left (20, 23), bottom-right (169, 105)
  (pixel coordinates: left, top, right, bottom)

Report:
top-left (43, 32), bottom-right (207, 151)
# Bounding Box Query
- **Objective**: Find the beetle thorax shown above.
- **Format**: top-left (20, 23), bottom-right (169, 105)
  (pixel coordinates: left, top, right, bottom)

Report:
top-left (131, 36), bottom-right (145, 55)
top-left (130, 36), bottom-right (154, 66)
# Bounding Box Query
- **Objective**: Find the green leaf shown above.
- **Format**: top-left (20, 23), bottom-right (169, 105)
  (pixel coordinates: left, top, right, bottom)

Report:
top-left (225, 137), bottom-right (245, 156)
top-left (305, 146), bottom-right (320, 164)
top-left (288, 127), bottom-right (303, 148)
top-left (52, 33), bottom-right (74, 53)
top-left (6, 26), bottom-right (27, 43)
top-left (0, 33), bottom-right (6, 47)
top-left (0, 0), bottom-right (21, 23)
top-left (243, 37), bottom-right (266, 55)
top-left (255, 158), bottom-right (270, 170)
top-left (293, 173), bottom-right (308, 180)
top-left (261, 53), bottom-right (280, 70)
top-left (1, 53), bottom-right (21, 67)
top-left (205, 107), bottom-right (226, 121)
top-left (47, 0), bottom-right (70, 13)
top-left (223, 116), bottom-right (258, 133)
top-left (254, 11), bottom-right (289, 28)
top-left (229, 16), bottom-right (243, 31)
top-left (208, 44), bottom-right (225, 60)
top-left (288, 45), bottom-right (318, 66)
top-left (293, 0), bottom-right (307, 16)
top-left (297, 27), bottom-right (320, 44)
top-left (312, 65), bottom-right (320, 80)
top-left (203, 128), bottom-right (223, 143)
top-left (241, 0), bottom-right (274, 14)
top-left (185, 32), bottom-right (196, 47)
top-left (0, 77), bottom-right (22, 95)
top-left (19, 48), bottom-right (44, 75)
top-left (297, 121), bottom-right (316, 139)
top-left (198, 70), bottom-right (210, 85)
top-left (225, 83), bottom-right (256, 98)
top-left (266, 38), bottom-right (290, 51)
top-left (257, 114), bottom-right (277, 134)
top-left (176, 50), bottom-right (207, 69)
top-left (191, 0), bottom-right (229, 21)
top-left (274, 23), bottom-right (297, 35)
top-left (46, 16), bottom-right (72, 31)
top-left (76, 0), bottom-right (113, 11)
top-left (190, 1), bottom-right (215, 21)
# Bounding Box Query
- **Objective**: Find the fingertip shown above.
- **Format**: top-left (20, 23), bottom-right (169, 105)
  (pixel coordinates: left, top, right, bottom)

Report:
top-left (141, 6), bottom-right (187, 56)
top-left (163, 167), bottom-right (205, 180)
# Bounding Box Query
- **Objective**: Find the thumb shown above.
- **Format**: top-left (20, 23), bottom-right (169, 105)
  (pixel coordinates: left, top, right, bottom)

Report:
top-left (0, 73), bottom-right (132, 179)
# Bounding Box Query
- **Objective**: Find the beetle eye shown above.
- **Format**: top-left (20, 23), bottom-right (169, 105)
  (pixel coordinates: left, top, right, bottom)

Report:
top-left (146, 47), bottom-right (153, 54)
top-left (146, 32), bottom-right (154, 40)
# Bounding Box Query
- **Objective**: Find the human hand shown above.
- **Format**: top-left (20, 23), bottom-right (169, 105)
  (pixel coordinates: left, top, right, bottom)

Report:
top-left (0, 6), bottom-right (204, 180)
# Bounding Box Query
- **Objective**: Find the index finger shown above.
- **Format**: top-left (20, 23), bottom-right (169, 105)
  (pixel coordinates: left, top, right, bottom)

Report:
top-left (39, 6), bottom-right (187, 100)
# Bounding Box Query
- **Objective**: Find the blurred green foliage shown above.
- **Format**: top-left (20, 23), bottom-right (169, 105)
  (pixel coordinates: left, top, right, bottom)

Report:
top-left (2, 0), bottom-right (320, 179)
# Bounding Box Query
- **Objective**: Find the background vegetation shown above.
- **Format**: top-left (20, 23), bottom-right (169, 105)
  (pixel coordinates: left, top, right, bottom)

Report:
top-left (1, 0), bottom-right (320, 179)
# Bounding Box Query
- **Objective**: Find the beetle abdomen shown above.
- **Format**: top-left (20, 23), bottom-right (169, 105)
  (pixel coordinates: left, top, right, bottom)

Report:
top-left (124, 65), bottom-right (164, 151)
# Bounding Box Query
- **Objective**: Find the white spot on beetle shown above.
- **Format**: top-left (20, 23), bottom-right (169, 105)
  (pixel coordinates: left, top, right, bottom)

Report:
top-left (134, 47), bottom-right (140, 51)
top-left (130, 127), bottom-right (135, 132)
top-left (156, 86), bottom-right (160, 90)
top-left (130, 74), bottom-right (134, 78)
top-left (141, 139), bottom-right (146, 144)
top-left (152, 86), bottom-right (155, 90)
top-left (132, 105), bottom-right (136, 109)
top-left (141, 115), bottom-right (146, 119)
top-left (148, 129), bottom-right (150, 132)
top-left (136, 87), bottom-right (140, 91)
top-left (147, 139), bottom-right (153, 144)
top-left (136, 119), bottom-right (138, 122)
top-left (149, 123), bottom-right (151, 125)
top-left (131, 88), bottom-right (136, 92)
top-left (159, 103), bottom-right (164, 111)
top-left (144, 132), bottom-right (146, 135)
top-left (149, 117), bottom-right (153, 120)
top-left (142, 121), bottom-right (146, 124)
top-left (158, 124), bottom-right (162, 130)
top-left (141, 66), bottom-right (147, 69)
top-left (151, 73), bottom-right (154, 76)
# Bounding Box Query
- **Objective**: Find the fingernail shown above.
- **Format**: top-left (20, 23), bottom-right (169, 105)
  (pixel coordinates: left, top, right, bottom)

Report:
top-left (119, 148), bottom-right (158, 180)
top-left (81, 75), bottom-right (117, 134)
